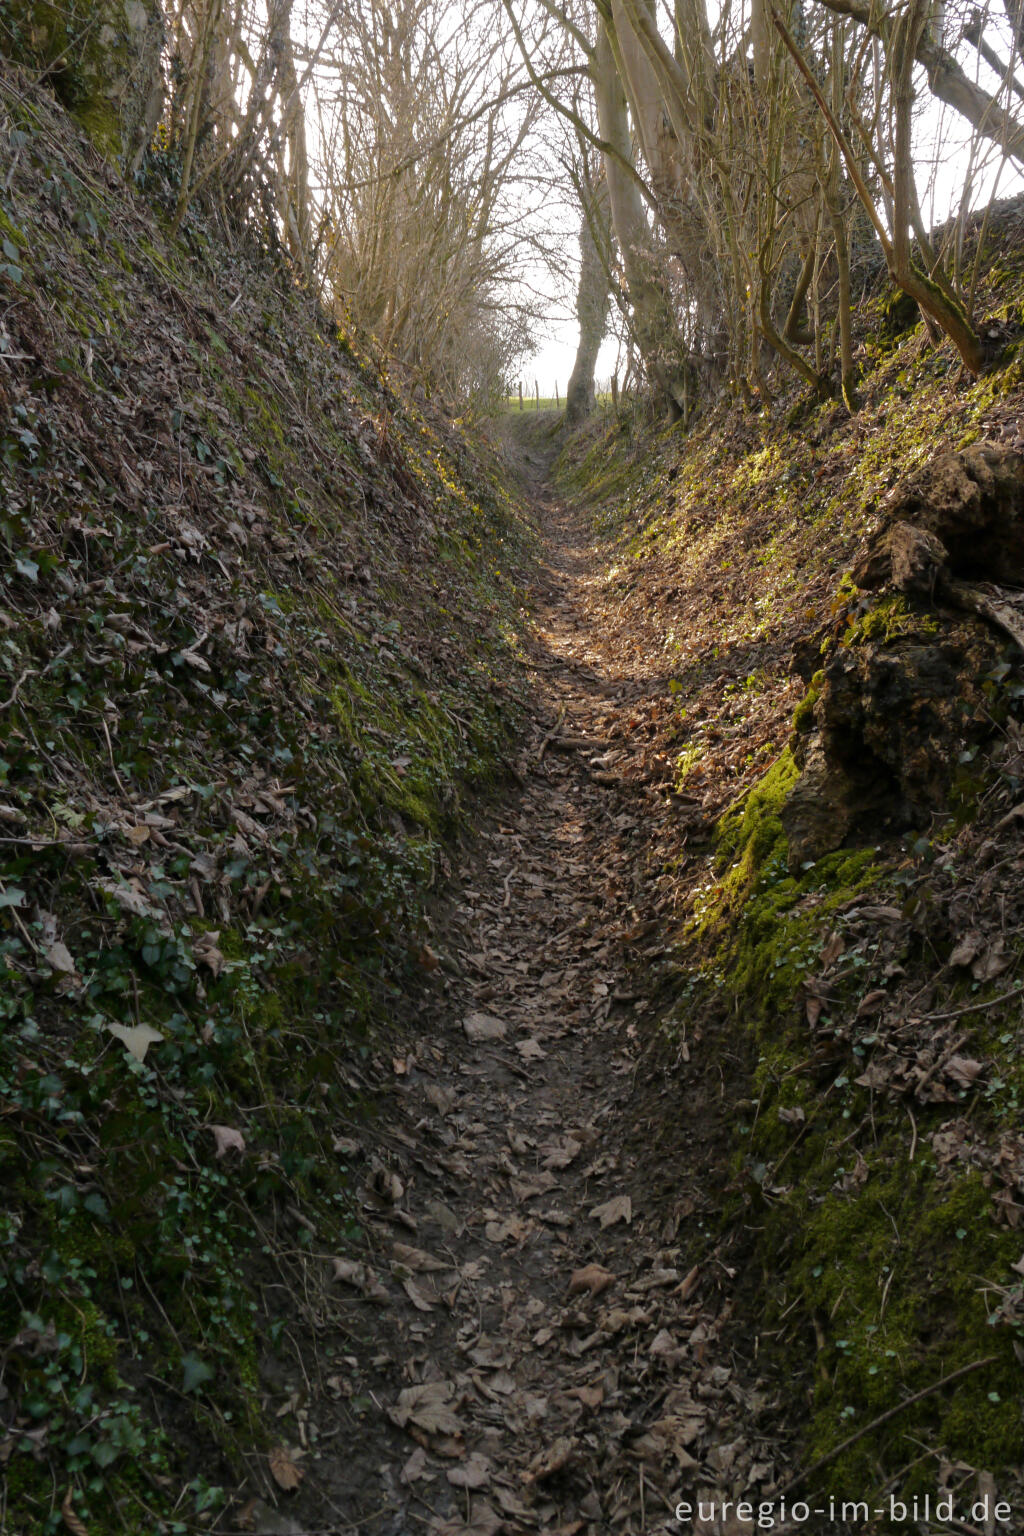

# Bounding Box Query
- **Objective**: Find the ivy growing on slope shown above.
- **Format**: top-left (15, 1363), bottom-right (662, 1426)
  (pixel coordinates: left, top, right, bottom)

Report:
top-left (0, 69), bottom-right (532, 1533)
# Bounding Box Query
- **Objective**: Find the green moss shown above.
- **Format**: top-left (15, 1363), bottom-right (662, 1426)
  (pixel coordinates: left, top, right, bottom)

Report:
top-left (683, 744), bottom-right (1022, 1505)
top-left (841, 595), bottom-right (939, 647)
top-left (0, 0), bottom-right (155, 162)
top-left (715, 747), bottom-right (801, 881)
top-left (768, 1160), bottom-right (1023, 1496)
top-left (690, 749), bottom-right (879, 1023)
top-left (792, 685), bottom-right (819, 734)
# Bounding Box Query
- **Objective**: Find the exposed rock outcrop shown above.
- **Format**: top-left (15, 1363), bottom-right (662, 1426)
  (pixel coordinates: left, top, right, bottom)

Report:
top-left (782, 443), bottom-right (1024, 867)
top-left (854, 442), bottom-right (1024, 587)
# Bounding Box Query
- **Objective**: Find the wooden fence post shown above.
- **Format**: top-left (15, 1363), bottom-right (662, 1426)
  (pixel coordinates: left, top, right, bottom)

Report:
top-left (518, 381), bottom-right (523, 411)
top-left (535, 379), bottom-right (539, 410)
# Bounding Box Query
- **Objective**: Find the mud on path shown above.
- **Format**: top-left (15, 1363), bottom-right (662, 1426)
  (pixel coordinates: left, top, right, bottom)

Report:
top-left (260, 425), bottom-right (791, 1536)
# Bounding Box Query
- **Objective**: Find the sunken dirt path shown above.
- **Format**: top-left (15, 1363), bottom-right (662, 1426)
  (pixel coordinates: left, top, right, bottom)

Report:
top-left (285, 430), bottom-right (788, 1536)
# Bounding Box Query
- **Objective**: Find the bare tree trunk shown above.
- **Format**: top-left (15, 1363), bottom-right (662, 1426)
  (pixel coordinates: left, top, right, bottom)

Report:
top-left (591, 20), bottom-right (686, 417)
top-left (566, 184), bottom-right (611, 426)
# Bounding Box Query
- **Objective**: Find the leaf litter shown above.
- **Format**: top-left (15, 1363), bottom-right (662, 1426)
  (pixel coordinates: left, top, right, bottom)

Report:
top-left (301, 446), bottom-right (791, 1535)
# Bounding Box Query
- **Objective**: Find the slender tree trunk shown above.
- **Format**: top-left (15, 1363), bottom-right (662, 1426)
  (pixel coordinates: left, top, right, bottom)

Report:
top-left (772, 4), bottom-right (986, 375)
top-left (591, 20), bottom-right (686, 417)
top-left (566, 185), bottom-right (611, 426)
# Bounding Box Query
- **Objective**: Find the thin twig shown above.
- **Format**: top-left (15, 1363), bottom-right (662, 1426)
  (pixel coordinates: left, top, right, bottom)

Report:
top-left (537, 702), bottom-right (567, 763)
top-left (919, 984), bottom-right (1024, 1024)
top-left (776, 1356), bottom-right (997, 1496)
top-left (0, 668), bottom-right (37, 710)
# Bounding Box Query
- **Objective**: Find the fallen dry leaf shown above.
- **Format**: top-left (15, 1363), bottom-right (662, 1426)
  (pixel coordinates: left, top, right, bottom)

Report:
top-left (209, 1124), bottom-right (245, 1158)
top-left (447, 1451), bottom-right (491, 1489)
top-left (541, 1136), bottom-right (581, 1170)
top-left (945, 1055), bottom-right (984, 1088)
top-left (524, 1435), bottom-right (576, 1483)
top-left (107, 1022), bottom-right (164, 1063)
top-left (60, 1488), bottom-right (89, 1536)
top-left (369, 1166), bottom-right (404, 1204)
top-left (567, 1263), bottom-right (615, 1298)
top-left (463, 1011), bottom-right (508, 1042)
top-left (950, 932), bottom-right (983, 968)
top-left (676, 1263), bottom-right (701, 1300)
top-left (193, 930), bottom-right (226, 977)
top-left (268, 1445), bottom-right (304, 1491)
top-left (516, 1037), bottom-right (547, 1060)
top-left (401, 1446), bottom-right (430, 1485)
top-left (510, 1172), bottom-right (556, 1204)
top-left (589, 1194), bottom-right (632, 1228)
top-left (973, 939), bottom-right (1010, 981)
top-left (430, 1499), bottom-right (503, 1536)
top-left (568, 1383), bottom-right (604, 1409)
top-left (485, 1215), bottom-right (531, 1243)
top-left (331, 1257), bottom-right (390, 1303)
top-left (424, 1083), bottom-right (456, 1115)
top-left (46, 941), bottom-right (76, 975)
top-left (402, 1277), bottom-right (436, 1311)
top-left (649, 1328), bottom-right (679, 1358)
top-left (332, 1257), bottom-right (365, 1286)
top-left (392, 1242), bottom-right (448, 1272)
top-left (390, 1381), bottom-right (463, 1437)
top-left (820, 931), bottom-right (845, 967)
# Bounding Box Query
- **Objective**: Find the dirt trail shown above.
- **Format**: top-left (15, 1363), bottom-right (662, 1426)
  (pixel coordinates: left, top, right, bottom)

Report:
top-left (283, 425), bottom-right (788, 1536)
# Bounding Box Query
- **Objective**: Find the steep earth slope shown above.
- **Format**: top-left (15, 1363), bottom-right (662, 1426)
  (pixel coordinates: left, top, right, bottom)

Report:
top-left (546, 290), bottom-right (1024, 1524)
top-left (0, 66), bottom-right (532, 1534)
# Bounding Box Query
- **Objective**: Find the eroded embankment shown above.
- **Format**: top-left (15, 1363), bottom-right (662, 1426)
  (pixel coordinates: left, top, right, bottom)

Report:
top-left (0, 68), bottom-right (532, 1534)
top-left (550, 347), bottom-right (1024, 1525)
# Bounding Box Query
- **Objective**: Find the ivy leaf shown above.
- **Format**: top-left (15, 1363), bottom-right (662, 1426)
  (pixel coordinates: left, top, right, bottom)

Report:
top-left (181, 1353), bottom-right (215, 1394)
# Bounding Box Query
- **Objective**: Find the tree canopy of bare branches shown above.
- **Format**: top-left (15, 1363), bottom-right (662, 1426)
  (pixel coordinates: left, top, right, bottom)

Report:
top-left (52, 0), bottom-right (1024, 414)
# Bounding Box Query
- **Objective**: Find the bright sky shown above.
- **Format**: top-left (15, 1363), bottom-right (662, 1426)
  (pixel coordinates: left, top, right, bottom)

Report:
top-left (523, 317), bottom-right (620, 399)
